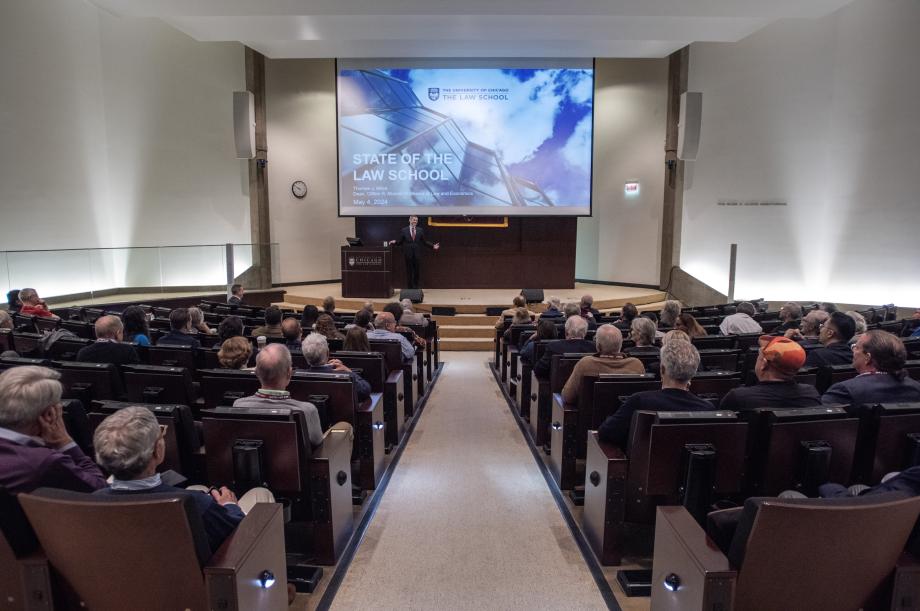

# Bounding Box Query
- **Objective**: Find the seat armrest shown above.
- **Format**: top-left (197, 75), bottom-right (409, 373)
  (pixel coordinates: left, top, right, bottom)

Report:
top-left (595, 435), bottom-right (627, 461)
top-left (892, 552), bottom-right (920, 610)
top-left (313, 423), bottom-right (355, 459)
top-left (205, 503), bottom-right (288, 611)
top-left (651, 506), bottom-right (736, 611)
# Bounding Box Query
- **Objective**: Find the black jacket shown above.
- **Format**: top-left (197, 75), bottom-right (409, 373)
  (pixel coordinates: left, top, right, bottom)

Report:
top-left (533, 338), bottom-right (596, 379)
top-left (598, 388), bottom-right (713, 450)
top-left (719, 381), bottom-right (821, 412)
top-left (394, 225), bottom-right (435, 258)
top-left (76, 341), bottom-right (140, 366)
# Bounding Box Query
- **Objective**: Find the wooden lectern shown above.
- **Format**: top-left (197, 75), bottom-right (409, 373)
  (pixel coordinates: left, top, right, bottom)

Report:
top-left (341, 246), bottom-right (392, 298)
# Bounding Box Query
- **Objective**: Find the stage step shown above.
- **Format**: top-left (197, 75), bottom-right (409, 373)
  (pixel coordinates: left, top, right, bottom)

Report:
top-left (432, 314), bottom-right (495, 326)
top-left (437, 325), bottom-right (495, 339)
top-left (440, 337), bottom-right (493, 351)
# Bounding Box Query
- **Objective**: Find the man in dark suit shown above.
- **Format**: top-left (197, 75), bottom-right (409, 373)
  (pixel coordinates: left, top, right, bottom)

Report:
top-left (533, 315), bottom-right (596, 379)
top-left (822, 330), bottom-right (920, 406)
top-left (227, 283), bottom-right (244, 305)
top-left (804, 311), bottom-right (855, 367)
top-left (76, 315), bottom-right (140, 366)
top-left (157, 308), bottom-right (202, 349)
top-left (0, 366), bottom-right (106, 494)
top-left (389, 215), bottom-right (439, 289)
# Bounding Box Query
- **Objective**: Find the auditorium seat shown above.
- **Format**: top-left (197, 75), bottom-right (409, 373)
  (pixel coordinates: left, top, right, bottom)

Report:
top-left (55, 361), bottom-right (124, 403)
top-left (741, 406), bottom-right (858, 497)
top-left (0, 328), bottom-right (12, 353)
top-left (651, 494), bottom-right (920, 610)
top-left (202, 408), bottom-right (354, 565)
top-left (529, 353), bottom-right (594, 449)
top-left (0, 488), bottom-right (56, 611)
top-left (848, 402), bottom-right (920, 484)
top-left (582, 411), bottom-right (747, 565)
top-left (19, 487), bottom-right (289, 610)
top-left (691, 335), bottom-right (736, 350)
top-left (816, 364), bottom-right (859, 394)
top-left (696, 348), bottom-right (742, 372)
top-left (122, 364), bottom-right (198, 406)
top-left (10, 332), bottom-right (44, 358)
top-left (369, 337), bottom-right (413, 430)
top-left (45, 336), bottom-right (93, 361)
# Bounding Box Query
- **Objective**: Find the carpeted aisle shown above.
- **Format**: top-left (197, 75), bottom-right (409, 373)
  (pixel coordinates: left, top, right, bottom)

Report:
top-left (330, 352), bottom-right (608, 610)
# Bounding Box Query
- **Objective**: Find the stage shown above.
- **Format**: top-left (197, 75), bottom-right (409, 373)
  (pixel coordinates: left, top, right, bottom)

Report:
top-left (277, 282), bottom-right (666, 315)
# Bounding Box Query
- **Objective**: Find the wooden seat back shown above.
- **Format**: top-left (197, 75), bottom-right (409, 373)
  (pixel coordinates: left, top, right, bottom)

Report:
top-left (122, 364), bottom-right (197, 405)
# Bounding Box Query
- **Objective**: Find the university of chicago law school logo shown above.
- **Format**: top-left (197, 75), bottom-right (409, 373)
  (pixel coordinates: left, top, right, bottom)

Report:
top-left (428, 88), bottom-right (439, 101)
top-left (348, 257), bottom-right (355, 267)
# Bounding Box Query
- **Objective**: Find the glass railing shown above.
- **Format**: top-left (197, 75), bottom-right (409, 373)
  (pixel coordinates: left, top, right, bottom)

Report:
top-left (0, 243), bottom-right (279, 305)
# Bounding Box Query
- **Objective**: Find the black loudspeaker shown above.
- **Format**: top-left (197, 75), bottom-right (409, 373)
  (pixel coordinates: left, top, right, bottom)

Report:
top-left (399, 289), bottom-right (424, 303)
top-left (520, 288), bottom-right (544, 303)
top-left (431, 306), bottom-right (456, 316)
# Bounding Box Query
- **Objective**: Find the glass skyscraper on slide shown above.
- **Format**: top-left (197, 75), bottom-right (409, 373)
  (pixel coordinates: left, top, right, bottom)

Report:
top-left (339, 69), bottom-right (554, 208)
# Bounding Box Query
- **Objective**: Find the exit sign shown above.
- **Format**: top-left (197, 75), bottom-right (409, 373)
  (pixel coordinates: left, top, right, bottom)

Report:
top-left (624, 181), bottom-right (640, 195)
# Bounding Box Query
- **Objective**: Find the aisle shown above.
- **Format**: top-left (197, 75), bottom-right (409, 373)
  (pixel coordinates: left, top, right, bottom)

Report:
top-left (330, 352), bottom-right (608, 610)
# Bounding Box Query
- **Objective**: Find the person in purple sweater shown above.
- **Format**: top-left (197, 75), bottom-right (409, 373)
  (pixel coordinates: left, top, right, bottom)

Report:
top-left (0, 366), bottom-right (105, 494)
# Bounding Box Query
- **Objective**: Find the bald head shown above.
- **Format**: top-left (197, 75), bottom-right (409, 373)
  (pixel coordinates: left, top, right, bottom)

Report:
top-left (595, 324), bottom-right (623, 355)
top-left (281, 317), bottom-right (302, 341)
top-left (254, 343), bottom-right (292, 390)
top-left (95, 315), bottom-right (123, 340)
top-left (374, 312), bottom-right (397, 331)
top-left (801, 310), bottom-right (829, 336)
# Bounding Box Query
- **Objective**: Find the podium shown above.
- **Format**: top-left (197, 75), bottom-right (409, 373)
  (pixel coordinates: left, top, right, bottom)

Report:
top-left (341, 246), bottom-right (392, 298)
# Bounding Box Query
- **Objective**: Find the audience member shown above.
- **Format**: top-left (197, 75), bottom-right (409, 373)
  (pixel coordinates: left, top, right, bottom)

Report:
top-left (0, 366), bottom-right (105, 493)
top-left (822, 330), bottom-right (920, 405)
top-left (217, 315), bottom-right (244, 345)
top-left (774, 301), bottom-right (803, 334)
top-left (301, 334), bottom-right (371, 401)
top-left (250, 305), bottom-right (284, 339)
top-left (819, 465), bottom-right (920, 498)
top-left (719, 336), bottom-right (820, 411)
top-left (502, 307), bottom-right (533, 345)
top-left (187, 307), bottom-right (212, 335)
top-left (322, 296), bottom-right (336, 318)
top-left (232, 344), bottom-right (324, 446)
top-left (281, 318), bottom-right (303, 350)
top-left (787, 309), bottom-right (829, 344)
top-left (659, 300), bottom-right (682, 328)
top-left (218, 336), bottom-right (253, 370)
top-left (18, 288), bottom-right (59, 320)
top-left (618, 303), bottom-right (638, 326)
top-left (520, 318), bottom-right (557, 366)
top-left (351, 308), bottom-right (374, 331)
top-left (383, 302), bottom-right (425, 349)
top-left (76, 315), bottom-right (140, 365)
top-left (719, 301), bottom-right (763, 335)
top-left (367, 313), bottom-right (415, 363)
top-left (561, 325), bottom-right (644, 403)
top-left (315, 314), bottom-right (345, 342)
top-left (93, 407), bottom-right (272, 554)
top-left (675, 313), bottom-right (708, 338)
top-left (539, 296), bottom-right (563, 320)
top-left (819, 302), bottom-right (839, 314)
top-left (343, 326), bottom-right (371, 352)
top-left (597, 340), bottom-right (711, 450)
top-left (533, 315), bottom-right (596, 379)
top-left (845, 310), bottom-right (868, 344)
top-left (804, 311), bottom-right (855, 367)
top-left (121, 305), bottom-right (151, 346)
top-left (580, 294), bottom-right (601, 319)
top-left (300, 304), bottom-right (320, 330)
top-left (157, 308), bottom-right (202, 349)
top-left (399, 299), bottom-right (428, 327)
top-left (0, 310), bottom-right (12, 330)
top-left (626, 317), bottom-right (659, 355)
top-left (495, 295), bottom-right (533, 330)
top-left (5, 289), bottom-right (22, 312)
top-left (227, 284), bottom-right (244, 305)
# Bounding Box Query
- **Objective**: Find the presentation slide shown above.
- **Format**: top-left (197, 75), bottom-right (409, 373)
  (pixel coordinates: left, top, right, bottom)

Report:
top-left (337, 59), bottom-right (594, 217)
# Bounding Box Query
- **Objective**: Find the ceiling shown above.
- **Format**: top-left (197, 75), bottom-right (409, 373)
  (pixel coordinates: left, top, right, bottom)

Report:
top-left (90, 0), bottom-right (856, 59)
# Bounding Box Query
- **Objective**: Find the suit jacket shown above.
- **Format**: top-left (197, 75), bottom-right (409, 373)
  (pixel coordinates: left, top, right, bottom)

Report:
top-left (533, 338), bottom-right (597, 379)
top-left (227, 295), bottom-right (242, 305)
top-left (95, 484), bottom-right (244, 555)
top-left (76, 340), bottom-right (140, 366)
top-left (394, 225), bottom-right (435, 257)
top-left (0, 435), bottom-right (106, 494)
top-left (822, 372), bottom-right (920, 407)
top-left (157, 330), bottom-right (201, 349)
top-left (805, 342), bottom-right (853, 368)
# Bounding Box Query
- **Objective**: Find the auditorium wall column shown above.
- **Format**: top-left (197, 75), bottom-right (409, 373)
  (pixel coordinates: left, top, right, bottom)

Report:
top-left (659, 46), bottom-right (689, 290)
top-left (245, 46), bottom-right (273, 289)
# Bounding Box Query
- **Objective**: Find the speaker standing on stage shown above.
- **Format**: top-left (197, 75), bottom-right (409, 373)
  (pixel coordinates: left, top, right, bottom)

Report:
top-left (389, 215), bottom-right (439, 289)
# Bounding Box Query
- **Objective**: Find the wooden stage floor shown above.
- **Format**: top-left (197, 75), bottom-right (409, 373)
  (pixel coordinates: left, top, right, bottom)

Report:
top-left (277, 282), bottom-right (666, 315)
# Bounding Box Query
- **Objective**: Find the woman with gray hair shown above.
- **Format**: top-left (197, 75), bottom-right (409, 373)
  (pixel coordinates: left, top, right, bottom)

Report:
top-left (659, 300), bottom-right (682, 328)
top-left (597, 340), bottom-right (713, 450)
top-left (845, 310), bottom-right (867, 344)
top-left (626, 316), bottom-right (661, 372)
top-left (93, 406), bottom-right (274, 553)
top-left (187, 307), bottom-right (213, 335)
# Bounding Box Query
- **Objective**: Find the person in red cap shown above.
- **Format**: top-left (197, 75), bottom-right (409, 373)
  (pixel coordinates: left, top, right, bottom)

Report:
top-left (719, 335), bottom-right (821, 411)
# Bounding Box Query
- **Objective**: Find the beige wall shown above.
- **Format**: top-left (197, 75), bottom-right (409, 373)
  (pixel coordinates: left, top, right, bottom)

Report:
top-left (576, 59), bottom-right (668, 286)
top-left (265, 59), bottom-right (353, 284)
top-left (266, 58), bottom-right (668, 285)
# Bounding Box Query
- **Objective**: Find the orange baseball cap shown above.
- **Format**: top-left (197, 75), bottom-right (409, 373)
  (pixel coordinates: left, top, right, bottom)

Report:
top-left (758, 335), bottom-right (806, 374)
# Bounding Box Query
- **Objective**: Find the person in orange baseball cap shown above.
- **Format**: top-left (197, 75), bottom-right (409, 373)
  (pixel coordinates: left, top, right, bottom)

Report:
top-left (719, 335), bottom-right (821, 411)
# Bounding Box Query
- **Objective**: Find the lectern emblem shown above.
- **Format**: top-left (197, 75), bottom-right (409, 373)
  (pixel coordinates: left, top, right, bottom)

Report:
top-left (428, 88), bottom-right (439, 101)
top-left (348, 257), bottom-right (355, 267)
